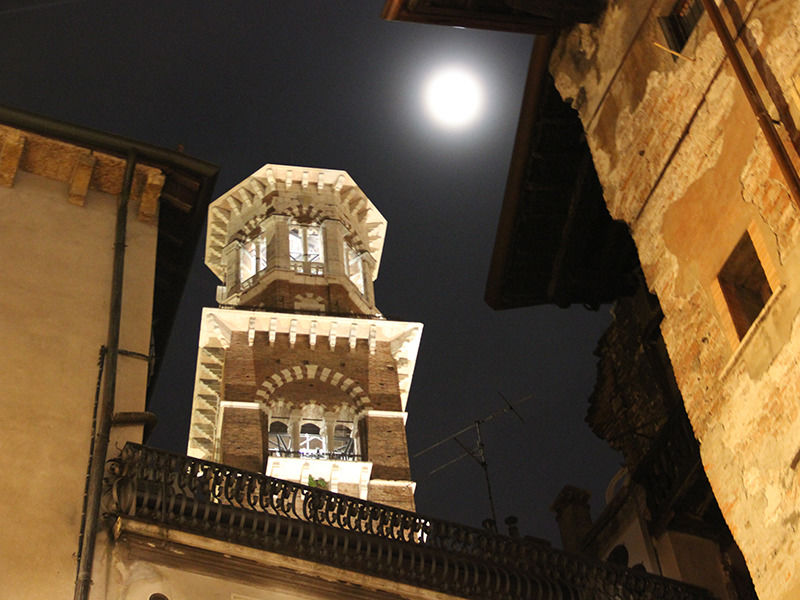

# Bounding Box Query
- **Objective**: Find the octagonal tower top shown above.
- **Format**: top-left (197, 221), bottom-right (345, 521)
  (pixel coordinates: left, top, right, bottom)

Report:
top-left (205, 164), bottom-right (388, 316)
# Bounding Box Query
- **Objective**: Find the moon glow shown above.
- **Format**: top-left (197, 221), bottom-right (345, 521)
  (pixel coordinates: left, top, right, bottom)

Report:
top-left (423, 66), bottom-right (484, 130)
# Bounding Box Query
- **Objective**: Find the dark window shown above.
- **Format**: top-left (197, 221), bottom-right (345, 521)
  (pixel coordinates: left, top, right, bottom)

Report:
top-left (718, 232), bottom-right (772, 340)
top-left (299, 422), bottom-right (325, 455)
top-left (268, 420), bottom-right (291, 455)
top-left (607, 544), bottom-right (629, 567)
top-left (658, 0), bottom-right (704, 52)
top-left (332, 423), bottom-right (355, 458)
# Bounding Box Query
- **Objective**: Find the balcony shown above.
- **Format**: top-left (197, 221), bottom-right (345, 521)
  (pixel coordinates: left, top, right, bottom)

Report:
top-left (632, 412), bottom-right (705, 533)
top-left (265, 449), bottom-right (373, 499)
top-left (108, 443), bottom-right (713, 600)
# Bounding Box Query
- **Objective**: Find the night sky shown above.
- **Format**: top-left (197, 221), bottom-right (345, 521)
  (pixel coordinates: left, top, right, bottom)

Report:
top-left (4, 0), bottom-right (620, 544)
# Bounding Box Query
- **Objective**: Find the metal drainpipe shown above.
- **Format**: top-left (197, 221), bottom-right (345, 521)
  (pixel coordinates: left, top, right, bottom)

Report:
top-left (700, 0), bottom-right (800, 209)
top-left (73, 150), bottom-right (136, 600)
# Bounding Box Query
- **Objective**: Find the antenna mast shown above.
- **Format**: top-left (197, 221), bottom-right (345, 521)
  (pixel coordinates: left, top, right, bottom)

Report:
top-left (415, 393), bottom-right (530, 528)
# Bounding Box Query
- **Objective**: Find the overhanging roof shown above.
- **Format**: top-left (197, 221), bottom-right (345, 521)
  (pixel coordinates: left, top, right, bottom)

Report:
top-left (382, 0), bottom-right (605, 33)
top-left (484, 37), bottom-right (638, 310)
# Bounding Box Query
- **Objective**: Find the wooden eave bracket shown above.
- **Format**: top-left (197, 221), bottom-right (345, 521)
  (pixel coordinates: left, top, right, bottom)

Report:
top-left (68, 153), bottom-right (96, 206)
top-left (0, 129), bottom-right (26, 188)
top-left (137, 169), bottom-right (165, 222)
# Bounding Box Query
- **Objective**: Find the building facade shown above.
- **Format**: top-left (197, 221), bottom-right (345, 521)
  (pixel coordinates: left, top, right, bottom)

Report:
top-left (0, 107), bottom-right (217, 599)
top-left (548, 1), bottom-right (800, 598)
top-left (552, 275), bottom-right (757, 599)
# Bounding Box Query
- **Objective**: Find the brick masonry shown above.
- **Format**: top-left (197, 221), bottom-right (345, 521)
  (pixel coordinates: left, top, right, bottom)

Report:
top-left (217, 329), bottom-right (414, 509)
top-left (196, 165), bottom-right (418, 512)
top-left (551, 1), bottom-right (800, 598)
top-left (224, 331), bottom-right (402, 412)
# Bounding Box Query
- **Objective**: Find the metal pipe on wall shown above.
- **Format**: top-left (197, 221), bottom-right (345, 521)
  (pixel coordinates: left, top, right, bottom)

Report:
top-left (700, 0), bottom-right (800, 209)
top-left (73, 150), bottom-right (136, 600)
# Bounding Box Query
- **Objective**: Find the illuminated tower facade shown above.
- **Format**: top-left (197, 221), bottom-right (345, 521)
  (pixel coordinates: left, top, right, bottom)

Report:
top-left (187, 164), bottom-right (422, 509)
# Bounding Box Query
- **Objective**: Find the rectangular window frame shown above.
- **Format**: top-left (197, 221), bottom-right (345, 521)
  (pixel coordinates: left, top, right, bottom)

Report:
top-left (658, 0), bottom-right (704, 54)
top-left (239, 234), bottom-right (269, 288)
top-left (344, 242), bottom-right (366, 294)
top-left (289, 222), bottom-right (325, 276)
top-left (711, 224), bottom-right (780, 349)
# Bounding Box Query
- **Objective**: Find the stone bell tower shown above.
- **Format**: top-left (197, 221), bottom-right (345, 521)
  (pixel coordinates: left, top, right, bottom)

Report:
top-left (187, 164), bottom-right (422, 510)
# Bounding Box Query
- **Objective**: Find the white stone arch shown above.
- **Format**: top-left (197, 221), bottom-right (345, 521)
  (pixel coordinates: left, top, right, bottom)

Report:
top-left (254, 362), bottom-right (371, 410)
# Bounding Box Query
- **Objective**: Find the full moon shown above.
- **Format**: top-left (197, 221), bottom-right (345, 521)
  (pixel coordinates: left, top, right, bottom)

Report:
top-left (423, 66), bottom-right (484, 129)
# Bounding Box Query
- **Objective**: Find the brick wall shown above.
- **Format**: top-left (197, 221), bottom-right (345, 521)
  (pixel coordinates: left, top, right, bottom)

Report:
top-left (218, 329), bottom-right (413, 504)
top-left (367, 482), bottom-right (415, 512)
top-left (224, 332), bottom-right (402, 412)
top-left (219, 406), bottom-right (264, 472)
top-left (365, 415), bottom-right (411, 480)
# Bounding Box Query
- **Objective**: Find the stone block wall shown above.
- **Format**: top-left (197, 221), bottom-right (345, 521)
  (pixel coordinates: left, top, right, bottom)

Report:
top-left (551, 1), bottom-right (800, 597)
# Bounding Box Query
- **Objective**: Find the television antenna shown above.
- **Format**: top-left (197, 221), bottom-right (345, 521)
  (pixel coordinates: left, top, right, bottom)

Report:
top-left (414, 393), bottom-right (530, 528)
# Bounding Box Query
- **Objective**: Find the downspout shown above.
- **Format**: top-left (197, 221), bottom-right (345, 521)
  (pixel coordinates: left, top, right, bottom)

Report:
top-left (73, 150), bottom-right (136, 600)
top-left (74, 346), bottom-right (107, 582)
top-left (700, 0), bottom-right (800, 209)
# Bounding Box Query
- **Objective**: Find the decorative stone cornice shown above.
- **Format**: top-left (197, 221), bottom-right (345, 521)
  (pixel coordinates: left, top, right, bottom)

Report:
top-left (0, 124), bottom-right (165, 220)
top-left (205, 164), bottom-right (387, 280)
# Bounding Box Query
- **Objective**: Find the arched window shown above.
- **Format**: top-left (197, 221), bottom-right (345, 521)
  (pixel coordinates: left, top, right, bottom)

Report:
top-left (289, 221), bottom-right (324, 275)
top-left (299, 421), bottom-right (325, 455)
top-left (332, 423), bottom-right (355, 458)
top-left (268, 420), bottom-right (290, 456)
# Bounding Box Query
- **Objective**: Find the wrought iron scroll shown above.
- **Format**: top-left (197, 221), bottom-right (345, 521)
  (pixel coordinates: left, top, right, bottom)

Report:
top-left (633, 412), bottom-right (703, 530)
top-left (108, 443), bottom-right (712, 600)
top-left (266, 449), bottom-right (362, 461)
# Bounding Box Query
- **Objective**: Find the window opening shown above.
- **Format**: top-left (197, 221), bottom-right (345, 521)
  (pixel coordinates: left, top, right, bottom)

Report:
top-left (332, 422), bottom-right (355, 458)
top-left (658, 0), bottom-right (704, 53)
top-left (299, 421), bottom-right (325, 455)
top-left (718, 232), bottom-right (772, 340)
top-left (289, 222), bottom-right (325, 275)
top-left (268, 420), bottom-right (291, 456)
top-left (239, 235), bottom-right (268, 285)
top-left (344, 242), bottom-right (366, 294)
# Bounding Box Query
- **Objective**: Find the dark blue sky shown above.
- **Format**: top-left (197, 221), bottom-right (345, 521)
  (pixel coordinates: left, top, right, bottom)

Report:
top-left (2, 0), bottom-right (619, 544)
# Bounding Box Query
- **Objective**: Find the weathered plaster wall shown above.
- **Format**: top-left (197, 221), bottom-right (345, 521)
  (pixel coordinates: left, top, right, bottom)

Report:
top-left (551, 1), bottom-right (800, 598)
top-left (0, 167), bottom-right (158, 597)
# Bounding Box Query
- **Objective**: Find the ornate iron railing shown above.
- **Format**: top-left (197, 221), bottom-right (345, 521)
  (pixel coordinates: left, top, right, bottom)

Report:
top-left (632, 412), bottom-right (703, 531)
top-left (266, 449), bottom-right (362, 462)
top-left (108, 443), bottom-right (712, 600)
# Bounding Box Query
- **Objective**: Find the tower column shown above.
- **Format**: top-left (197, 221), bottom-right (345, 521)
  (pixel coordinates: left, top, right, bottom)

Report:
top-left (322, 219), bottom-right (347, 278)
top-left (362, 254), bottom-right (377, 309)
top-left (272, 215), bottom-right (291, 270)
top-left (222, 241), bottom-right (240, 294)
top-left (325, 414), bottom-right (337, 455)
top-left (290, 412), bottom-right (301, 453)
